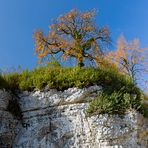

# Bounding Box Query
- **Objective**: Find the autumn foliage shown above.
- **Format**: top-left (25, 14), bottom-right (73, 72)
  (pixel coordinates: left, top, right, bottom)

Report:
top-left (105, 36), bottom-right (148, 84)
top-left (34, 9), bottom-right (111, 67)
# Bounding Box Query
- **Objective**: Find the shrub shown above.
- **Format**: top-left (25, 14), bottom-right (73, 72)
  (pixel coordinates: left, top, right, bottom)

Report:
top-left (3, 73), bottom-right (20, 90)
top-left (0, 74), bottom-right (8, 89)
top-left (143, 105), bottom-right (148, 118)
top-left (140, 94), bottom-right (148, 118)
top-left (19, 69), bottom-right (34, 91)
top-left (87, 87), bottom-right (142, 116)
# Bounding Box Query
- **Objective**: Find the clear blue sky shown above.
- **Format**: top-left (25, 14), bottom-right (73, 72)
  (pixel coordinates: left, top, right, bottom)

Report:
top-left (0, 0), bottom-right (148, 70)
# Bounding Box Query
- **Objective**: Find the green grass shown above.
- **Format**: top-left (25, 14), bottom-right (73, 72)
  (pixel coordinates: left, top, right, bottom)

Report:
top-left (0, 66), bottom-right (135, 91)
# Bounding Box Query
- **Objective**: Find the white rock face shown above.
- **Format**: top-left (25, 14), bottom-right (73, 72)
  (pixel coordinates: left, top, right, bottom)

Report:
top-left (0, 86), bottom-right (147, 148)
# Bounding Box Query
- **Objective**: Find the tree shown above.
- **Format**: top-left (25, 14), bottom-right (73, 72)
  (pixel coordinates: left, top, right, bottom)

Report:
top-left (34, 9), bottom-right (111, 67)
top-left (106, 36), bottom-right (148, 84)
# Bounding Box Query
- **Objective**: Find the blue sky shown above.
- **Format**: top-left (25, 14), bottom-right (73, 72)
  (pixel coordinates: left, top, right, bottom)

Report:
top-left (0, 0), bottom-right (148, 71)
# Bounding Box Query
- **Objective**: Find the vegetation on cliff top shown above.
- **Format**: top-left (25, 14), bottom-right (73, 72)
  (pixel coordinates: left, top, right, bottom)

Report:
top-left (0, 64), bottom-right (147, 117)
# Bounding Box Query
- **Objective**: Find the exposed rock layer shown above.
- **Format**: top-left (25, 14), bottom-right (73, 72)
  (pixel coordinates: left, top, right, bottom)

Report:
top-left (0, 86), bottom-right (147, 148)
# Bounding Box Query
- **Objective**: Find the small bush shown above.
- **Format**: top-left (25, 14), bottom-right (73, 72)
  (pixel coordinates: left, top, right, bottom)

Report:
top-left (140, 94), bottom-right (148, 118)
top-left (3, 73), bottom-right (20, 90)
top-left (141, 104), bottom-right (148, 118)
top-left (0, 75), bottom-right (8, 89)
top-left (87, 87), bottom-right (142, 116)
top-left (19, 69), bottom-right (34, 91)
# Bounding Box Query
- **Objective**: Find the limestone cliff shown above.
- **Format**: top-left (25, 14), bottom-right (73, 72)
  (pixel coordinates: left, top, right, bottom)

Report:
top-left (0, 86), bottom-right (147, 148)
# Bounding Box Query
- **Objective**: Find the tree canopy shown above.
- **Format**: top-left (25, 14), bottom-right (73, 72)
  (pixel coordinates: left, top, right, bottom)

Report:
top-left (105, 36), bottom-right (148, 84)
top-left (34, 9), bottom-right (111, 67)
